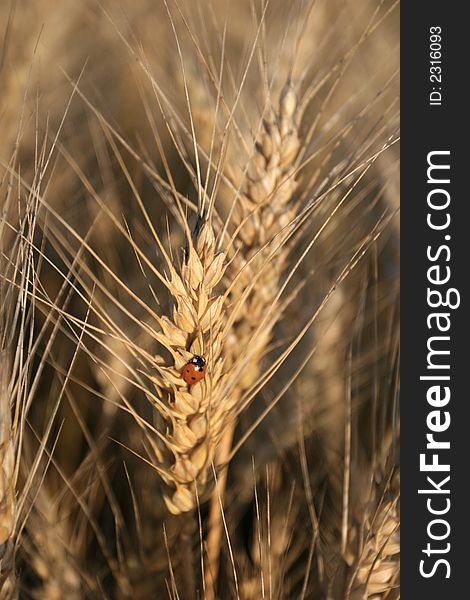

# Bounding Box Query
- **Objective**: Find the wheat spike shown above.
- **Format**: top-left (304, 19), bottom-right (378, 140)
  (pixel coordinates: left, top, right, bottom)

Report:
top-left (238, 463), bottom-right (305, 600)
top-left (342, 471), bottom-right (400, 600)
top-left (147, 218), bottom-right (229, 514)
top-left (23, 488), bottom-right (83, 600)
top-left (239, 82), bottom-right (300, 248)
top-left (226, 81), bottom-right (301, 395)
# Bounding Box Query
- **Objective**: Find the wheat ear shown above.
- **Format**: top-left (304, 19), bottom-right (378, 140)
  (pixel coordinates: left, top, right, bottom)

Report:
top-left (147, 217), bottom-right (229, 514)
top-left (238, 463), bottom-right (304, 600)
top-left (339, 469), bottom-right (400, 600)
top-left (24, 499), bottom-right (83, 600)
top-left (225, 81), bottom-right (300, 394)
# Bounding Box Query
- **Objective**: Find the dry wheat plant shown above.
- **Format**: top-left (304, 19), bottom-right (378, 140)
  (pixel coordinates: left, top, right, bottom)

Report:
top-left (0, 0), bottom-right (399, 598)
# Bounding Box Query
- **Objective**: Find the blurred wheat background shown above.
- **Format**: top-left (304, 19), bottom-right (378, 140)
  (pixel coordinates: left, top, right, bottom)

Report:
top-left (0, 0), bottom-right (399, 598)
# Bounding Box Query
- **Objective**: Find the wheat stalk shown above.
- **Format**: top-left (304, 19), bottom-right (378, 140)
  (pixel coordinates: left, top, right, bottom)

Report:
top-left (198, 80), bottom-right (303, 600)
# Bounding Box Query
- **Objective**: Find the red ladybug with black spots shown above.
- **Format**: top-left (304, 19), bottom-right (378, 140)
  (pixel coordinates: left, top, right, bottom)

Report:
top-left (182, 356), bottom-right (206, 385)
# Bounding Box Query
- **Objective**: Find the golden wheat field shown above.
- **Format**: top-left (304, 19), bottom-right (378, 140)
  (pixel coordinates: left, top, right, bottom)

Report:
top-left (0, 0), bottom-right (399, 598)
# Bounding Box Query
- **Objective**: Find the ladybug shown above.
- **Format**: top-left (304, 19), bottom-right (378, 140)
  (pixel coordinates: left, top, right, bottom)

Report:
top-left (182, 356), bottom-right (206, 385)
